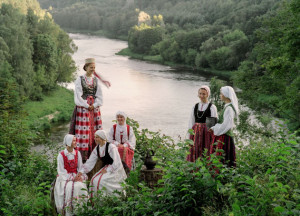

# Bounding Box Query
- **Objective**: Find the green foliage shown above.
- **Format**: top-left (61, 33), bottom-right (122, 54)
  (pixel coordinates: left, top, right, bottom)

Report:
top-left (234, 0), bottom-right (300, 131)
top-left (129, 23), bottom-right (165, 54)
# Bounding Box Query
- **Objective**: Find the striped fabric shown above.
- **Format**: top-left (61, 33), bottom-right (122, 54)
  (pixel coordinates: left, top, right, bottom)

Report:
top-left (187, 123), bottom-right (213, 162)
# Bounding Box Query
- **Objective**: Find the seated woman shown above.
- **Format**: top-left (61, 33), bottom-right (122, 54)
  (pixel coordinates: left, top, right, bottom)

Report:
top-left (78, 130), bottom-right (127, 197)
top-left (54, 134), bottom-right (88, 216)
top-left (210, 86), bottom-right (239, 167)
top-left (187, 85), bottom-right (218, 162)
top-left (107, 111), bottom-right (136, 172)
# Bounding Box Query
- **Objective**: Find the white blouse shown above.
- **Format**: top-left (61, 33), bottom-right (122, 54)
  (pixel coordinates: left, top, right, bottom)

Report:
top-left (80, 143), bottom-right (123, 174)
top-left (74, 75), bottom-right (103, 108)
top-left (188, 102), bottom-right (218, 129)
top-left (107, 124), bottom-right (136, 150)
top-left (211, 103), bottom-right (235, 136)
top-left (57, 149), bottom-right (86, 181)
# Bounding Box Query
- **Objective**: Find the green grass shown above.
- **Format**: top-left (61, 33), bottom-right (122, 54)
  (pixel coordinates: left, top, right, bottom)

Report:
top-left (22, 86), bottom-right (74, 131)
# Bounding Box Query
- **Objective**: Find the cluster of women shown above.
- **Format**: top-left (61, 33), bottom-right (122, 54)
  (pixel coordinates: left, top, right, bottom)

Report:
top-left (187, 85), bottom-right (239, 168)
top-left (53, 58), bottom-right (240, 215)
top-left (54, 58), bottom-right (136, 216)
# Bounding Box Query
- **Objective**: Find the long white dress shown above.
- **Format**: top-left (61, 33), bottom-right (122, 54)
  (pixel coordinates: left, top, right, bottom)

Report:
top-left (80, 143), bottom-right (127, 197)
top-left (54, 149), bottom-right (88, 216)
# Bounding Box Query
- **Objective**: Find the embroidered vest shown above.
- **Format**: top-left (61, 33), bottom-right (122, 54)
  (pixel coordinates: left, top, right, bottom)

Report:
top-left (113, 124), bottom-right (130, 144)
top-left (61, 150), bottom-right (78, 174)
top-left (97, 143), bottom-right (114, 166)
top-left (218, 104), bottom-right (236, 137)
top-left (80, 76), bottom-right (97, 100)
top-left (194, 103), bottom-right (212, 123)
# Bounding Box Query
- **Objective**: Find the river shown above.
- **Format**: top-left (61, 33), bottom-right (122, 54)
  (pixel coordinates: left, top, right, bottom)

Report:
top-left (48, 33), bottom-right (225, 145)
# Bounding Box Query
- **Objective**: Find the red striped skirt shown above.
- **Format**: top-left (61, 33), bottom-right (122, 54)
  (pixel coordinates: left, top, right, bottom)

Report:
top-left (210, 134), bottom-right (236, 167)
top-left (187, 123), bottom-right (213, 162)
top-left (69, 105), bottom-right (102, 161)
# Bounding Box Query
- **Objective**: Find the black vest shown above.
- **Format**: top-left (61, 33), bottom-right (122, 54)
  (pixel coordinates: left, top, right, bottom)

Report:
top-left (97, 142), bottom-right (113, 166)
top-left (194, 103), bottom-right (212, 123)
top-left (80, 76), bottom-right (97, 100)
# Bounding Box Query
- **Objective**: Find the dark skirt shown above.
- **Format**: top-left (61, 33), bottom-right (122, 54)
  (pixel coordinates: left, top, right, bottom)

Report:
top-left (187, 123), bottom-right (213, 162)
top-left (210, 134), bottom-right (236, 167)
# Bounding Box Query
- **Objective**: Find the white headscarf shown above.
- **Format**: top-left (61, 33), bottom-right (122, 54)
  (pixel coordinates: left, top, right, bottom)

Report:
top-left (221, 86), bottom-right (239, 116)
top-left (116, 111), bottom-right (127, 120)
top-left (63, 134), bottom-right (75, 147)
top-left (95, 130), bottom-right (107, 140)
top-left (199, 85), bottom-right (211, 98)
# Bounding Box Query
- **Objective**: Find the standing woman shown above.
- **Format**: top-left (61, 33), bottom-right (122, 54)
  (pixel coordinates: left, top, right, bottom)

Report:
top-left (69, 58), bottom-right (111, 161)
top-left (187, 85), bottom-right (218, 162)
top-left (210, 86), bottom-right (239, 167)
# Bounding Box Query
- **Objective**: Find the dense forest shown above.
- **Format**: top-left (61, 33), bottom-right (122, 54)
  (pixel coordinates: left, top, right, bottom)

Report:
top-left (38, 0), bottom-right (299, 130)
top-left (0, 0), bottom-right (299, 215)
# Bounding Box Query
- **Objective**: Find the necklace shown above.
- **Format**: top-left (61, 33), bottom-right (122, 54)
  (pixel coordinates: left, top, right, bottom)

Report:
top-left (196, 103), bottom-right (207, 119)
top-left (84, 75), bottom-right (94, 87)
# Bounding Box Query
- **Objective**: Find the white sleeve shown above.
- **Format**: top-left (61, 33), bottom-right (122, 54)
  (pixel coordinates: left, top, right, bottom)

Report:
top-left (125, 126), bottom-right (136, 150)
top-left (74, 77), bottom-right (89, 108)
top-left (106, 145), bottom-right (123, 173)
top-left (211, 107), bottom-right (235, 136)
top-left (93, 78), bottom-right (103, 107)
top-left (77, 151), bottom-right (88, 180)
top-left (80, 147), bottom-right (98, 174)
top-left (188, 105), bottom-right (196, 130)
top-left (57, 153), bottom-right (73, 181)
top-left (107, 126), bottom-right (119, 146)
top-left (210, 104), bottom-right (218, 119)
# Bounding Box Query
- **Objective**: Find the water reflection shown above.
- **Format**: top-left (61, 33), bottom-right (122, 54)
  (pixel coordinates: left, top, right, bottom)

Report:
top-left (52, 34), bottom-right (220, 143)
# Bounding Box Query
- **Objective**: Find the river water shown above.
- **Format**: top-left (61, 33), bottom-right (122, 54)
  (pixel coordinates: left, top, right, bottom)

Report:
top-left (48, 33), bottom-right (224, 145)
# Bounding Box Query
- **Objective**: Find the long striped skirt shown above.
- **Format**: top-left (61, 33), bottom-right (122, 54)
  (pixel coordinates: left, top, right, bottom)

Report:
top-left (69, 106), bottom-right (102, 161)
top-left (210, 134), bottom-right (236, 167)
top-left (187, 123), bottom-right (213, 162)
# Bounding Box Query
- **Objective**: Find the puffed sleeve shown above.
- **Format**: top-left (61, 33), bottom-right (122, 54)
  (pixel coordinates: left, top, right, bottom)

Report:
top-left (74, 77), bottom-right (89, 108)
top-left (188, 104), bottom-right (196, 130)
top-left (93, 78), bottom-right (103, 107)
top-left (80, 147), bottom-right (98, 174)
top-left (57, 153), bottom-right (73, 181)
top-left (210, 104), bottom-right (218, 119)
top-left (106, 144), bottom-right (123, 173)
top-left (211, 106), bottom-right (235, 136)
top-left (107, 126), bottom-right (119, 146)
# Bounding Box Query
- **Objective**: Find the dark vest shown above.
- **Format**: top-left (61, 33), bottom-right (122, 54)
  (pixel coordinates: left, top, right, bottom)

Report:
top-left (194, 103), bottom-right (212, 123)
top-left (80, 76), bottom-right (97, 100)
top-left (97, 142), bottom-right (113, 166)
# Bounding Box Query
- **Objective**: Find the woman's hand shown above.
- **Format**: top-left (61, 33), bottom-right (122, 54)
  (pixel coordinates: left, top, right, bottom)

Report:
top-left (101, 169), bottom-right (107, 174)
top-left (102, 80), bottom-right (111, 88)
top-left (88, 105), bottom-right (94, 111)
top-left (74, 172), bottom-right (83, 182)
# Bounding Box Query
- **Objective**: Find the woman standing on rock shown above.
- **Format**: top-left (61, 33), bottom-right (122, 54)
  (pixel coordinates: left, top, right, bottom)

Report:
top-left (69, 58), bottom-right (111, 161)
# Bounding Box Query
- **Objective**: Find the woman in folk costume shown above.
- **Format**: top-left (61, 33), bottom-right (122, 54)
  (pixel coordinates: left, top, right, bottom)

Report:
top-left (69, 58), bottom-right (111, 161)
top-left (54, 134), bottom-right (88, 216)
top-left (79, 130), bottom-right (127, 197)
top-left (187, 85), bottom-right (218, 162)
top-left (210, 86), bottom-right (239, 167)
top-left (107, 111), bottom-right (136, 172)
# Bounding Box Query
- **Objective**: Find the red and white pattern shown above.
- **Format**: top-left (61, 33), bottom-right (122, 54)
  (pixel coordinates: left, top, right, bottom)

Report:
top-left (75, 106), bottom-right (102, 152)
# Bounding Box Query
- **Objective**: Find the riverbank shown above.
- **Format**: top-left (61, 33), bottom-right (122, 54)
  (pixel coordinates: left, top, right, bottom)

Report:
top-left (117, 48), bottom-right (234, 80)
top-left (23, 85), bottom-right (74, 132)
